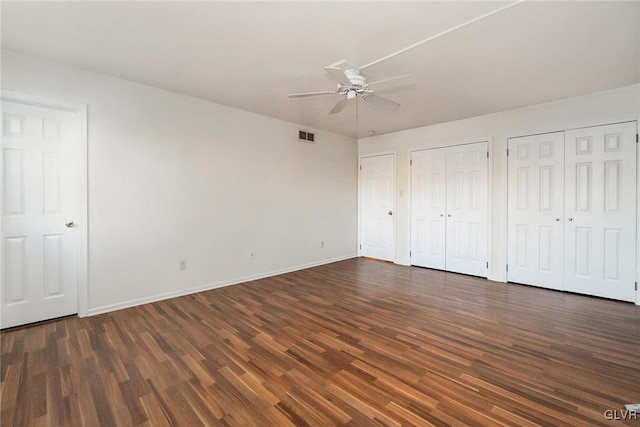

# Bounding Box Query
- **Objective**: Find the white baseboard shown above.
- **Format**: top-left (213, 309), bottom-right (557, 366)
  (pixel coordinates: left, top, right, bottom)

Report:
top-left (86, 254), bottom-right (357, 317)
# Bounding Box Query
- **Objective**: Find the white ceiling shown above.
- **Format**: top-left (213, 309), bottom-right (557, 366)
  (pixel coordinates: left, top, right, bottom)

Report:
top-left (2, 1), bottom-right (639, 139)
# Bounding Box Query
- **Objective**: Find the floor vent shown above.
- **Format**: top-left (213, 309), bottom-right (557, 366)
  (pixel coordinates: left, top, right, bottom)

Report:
top-left (298, 130), bottom-right (315, 143)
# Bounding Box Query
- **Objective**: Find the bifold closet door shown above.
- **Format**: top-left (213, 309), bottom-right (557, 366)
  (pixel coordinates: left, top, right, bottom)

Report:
top-left (411, 148), bottom-right (446, 269)
top-left (411, 142), bottom-right (488, 277)
top-left (445, 143), bottom-right (488, 276)
top-left (564, 122), bottom-right (636, 301)
top-left (507, 132), bottom-right (565, 290)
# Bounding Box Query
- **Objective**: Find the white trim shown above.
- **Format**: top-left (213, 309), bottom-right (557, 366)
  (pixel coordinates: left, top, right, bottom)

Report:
top-left (508, 118), bottom-right (639, 141)
top-left (0, 90), bottom-right (89, 317)
top-left (486, 136), bottom-right (495, 281)
top-left (87, 254), bottom-right (357, 316)
top-left (636, 120), bottom-right (640, 306)
top-left (405, 150), bottom-right (414, 267)
top-left (358, 151), bottom-right (397, 262)
top-left (1, 90), bottom-right (85, 113)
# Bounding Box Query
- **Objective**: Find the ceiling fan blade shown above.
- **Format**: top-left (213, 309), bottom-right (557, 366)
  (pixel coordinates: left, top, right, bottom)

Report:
top-left (361, 94), bottom-right (400, 111)
top-left (329, 97), bottom-right (349, 115)
top-left (366, 74), bottom-right (416, 92)
top-left (288, 90), bottom-right (337, 98)
top-left (324, 67), bottom-right (353, 86)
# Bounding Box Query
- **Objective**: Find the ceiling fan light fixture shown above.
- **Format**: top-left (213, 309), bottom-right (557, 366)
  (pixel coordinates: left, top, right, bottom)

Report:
top-left (347, 90), bottom-right (357, 100)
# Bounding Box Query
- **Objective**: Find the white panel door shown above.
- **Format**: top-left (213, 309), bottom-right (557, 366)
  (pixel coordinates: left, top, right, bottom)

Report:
top-left (360, 154), bottom-right (394, 261)
top-left (1, 100), bottom-right (80, 328)
top-left (445, 143), bottom-right (488, 276)
top-left (411, 148), bottom-right (446, 269)
top-left (507, 132), bottom-right (565, 289)
top-left (564, 122), bottom-right (636, 301)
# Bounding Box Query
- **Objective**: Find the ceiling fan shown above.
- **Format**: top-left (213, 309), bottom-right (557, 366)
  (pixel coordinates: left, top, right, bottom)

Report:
top-left (288, 61), bottom-right (415, 115)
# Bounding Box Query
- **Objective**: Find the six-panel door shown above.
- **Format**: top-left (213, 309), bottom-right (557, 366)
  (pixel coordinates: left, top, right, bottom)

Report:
top-left (445, 143), bottom-right (488, 276)
top-left (360, 154), bottom-right (395, 261)
top-left (411, 149), bottom-right (446, 270)
top-left (564, 122), bottom-right (637, 301)
top-left (1, 101), bottom-right (80, 328)
top-left (507, 132), bottom-right (565, 290)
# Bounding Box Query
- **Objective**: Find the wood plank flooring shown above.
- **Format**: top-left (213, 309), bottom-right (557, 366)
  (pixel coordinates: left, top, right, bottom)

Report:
top-left (2, 258), bottom-right (639, 426)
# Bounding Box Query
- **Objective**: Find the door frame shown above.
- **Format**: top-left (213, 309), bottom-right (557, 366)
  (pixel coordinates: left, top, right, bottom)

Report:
top-left (409, 140), bottom-right (491, 277)
top-left (1, 90), bottom-right (89, 318)
top-left (358, 151), bottom-right (396, 262)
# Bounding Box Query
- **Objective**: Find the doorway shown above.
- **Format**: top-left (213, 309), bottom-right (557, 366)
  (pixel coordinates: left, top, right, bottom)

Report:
top-left (1, 92), bottom-right (87, 328)
top-left (359, 153), bottom-right (395, 262)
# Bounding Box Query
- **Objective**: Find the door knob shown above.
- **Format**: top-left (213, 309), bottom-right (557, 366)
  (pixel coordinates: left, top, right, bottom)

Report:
top-left (65, 221), bottom-right (75, 228)
top-left (555, 218), bottom-right (560, 221)
top-left (440, 214), bottom-right (444, 217)
top-left (448, 214), bottom-right (451, 217)
top-left (568, 218), bottom-right (573, 221)
top-left (388, 211), bottom-right (393, 216)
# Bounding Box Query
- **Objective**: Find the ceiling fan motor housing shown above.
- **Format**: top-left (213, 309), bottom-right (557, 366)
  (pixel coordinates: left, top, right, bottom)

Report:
top-left (344, 68), bottom-right (367, 89)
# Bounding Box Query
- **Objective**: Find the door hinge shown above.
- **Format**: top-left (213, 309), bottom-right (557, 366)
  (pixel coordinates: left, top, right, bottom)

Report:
top-left (506, 148), bottom-right (509, 156)
top-left (486, 261), bottom-right (489, 268)
top-left (359, 165), bottom-right (362, 170)
top-left (409, 251), bottom-right (412, 257)
top-left (636, 134), bottom-right (638, 143)
top-left (410, 159), bottom-right (412, 166)
top-left (486, 151), bottom-right (489, 158)
top-left (359, 244), bottom-right (362, 249)
top-left (506, 264), bottom-right (509, 272)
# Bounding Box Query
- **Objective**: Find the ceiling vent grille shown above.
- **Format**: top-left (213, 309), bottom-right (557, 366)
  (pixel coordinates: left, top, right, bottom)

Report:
top-left (298, 130), bottom-right (315, 143)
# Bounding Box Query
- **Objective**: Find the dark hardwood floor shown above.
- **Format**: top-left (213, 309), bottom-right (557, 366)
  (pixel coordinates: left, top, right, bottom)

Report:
top-left (2, 258), bottom-right (639, 426)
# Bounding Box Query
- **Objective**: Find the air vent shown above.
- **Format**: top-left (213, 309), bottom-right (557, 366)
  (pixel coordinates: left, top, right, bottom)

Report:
top-left (298, 130), bottom-right (315, 143)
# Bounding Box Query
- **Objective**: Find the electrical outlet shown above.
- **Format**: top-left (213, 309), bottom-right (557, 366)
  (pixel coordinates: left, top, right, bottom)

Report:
top-left (179, 260), bottom-right (187, 271)
top-left (321, 241), bottom-right (324, 249)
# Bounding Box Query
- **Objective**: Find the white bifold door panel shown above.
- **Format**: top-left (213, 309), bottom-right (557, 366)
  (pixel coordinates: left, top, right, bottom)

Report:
top-left (507, 132), bottom-right (565, 290)
top-left (445, 144), bottom-right (488, 276)
top-left (507, 122), bottom-right (637, 302)
top-left (410, 149), bottom-right (446, 269)
top-left (1, 100), bottom-right (80, 328)
top-left (411, 142), bottom-right (488, 277)
top-left (564, 123), bottom-right (636, 301)
top-left (360, 154), bottom-right (395, 261)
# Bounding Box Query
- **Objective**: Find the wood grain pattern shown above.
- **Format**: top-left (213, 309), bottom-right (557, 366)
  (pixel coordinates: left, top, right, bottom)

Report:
top-left (2, 258), bottom-right (639, 426)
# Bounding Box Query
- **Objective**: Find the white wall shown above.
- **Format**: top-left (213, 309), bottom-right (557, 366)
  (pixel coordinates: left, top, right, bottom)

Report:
top-left (1, 50), bottom-right (358, 315)
top-left (359, 84), bottom-right (640, 286)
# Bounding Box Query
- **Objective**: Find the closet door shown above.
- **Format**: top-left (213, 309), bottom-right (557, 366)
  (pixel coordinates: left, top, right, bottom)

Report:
top-left (411, 148), bottom-right (446, 269)
top-left (445, 143), bottom-right (488, 276)
top-left (564, 122), bottom-right (636, 301)
top-left (507, 132), bottom-right (565, 289)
